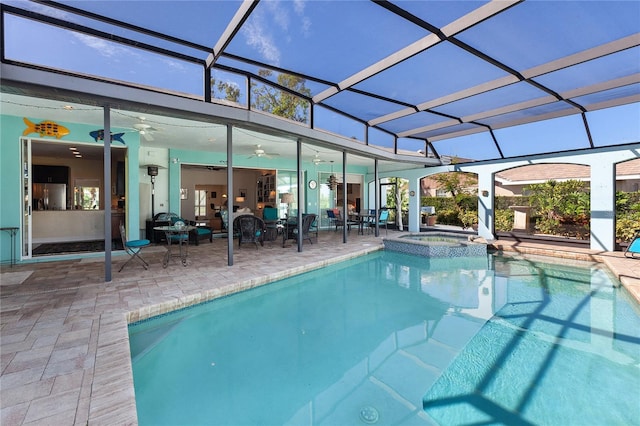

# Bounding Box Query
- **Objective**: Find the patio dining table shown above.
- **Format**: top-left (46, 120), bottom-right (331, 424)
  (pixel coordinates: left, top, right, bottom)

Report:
top-left (349, 213), bottom-right (375, 235)
top-left (154, 225), bottom-right (196, 267)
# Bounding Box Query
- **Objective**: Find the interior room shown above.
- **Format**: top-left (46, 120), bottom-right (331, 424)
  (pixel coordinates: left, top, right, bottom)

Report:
top-left (29, 140), bottom-right (126, 254)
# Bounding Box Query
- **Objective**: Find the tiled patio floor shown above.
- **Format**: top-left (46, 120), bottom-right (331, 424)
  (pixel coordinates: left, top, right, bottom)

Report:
top-left (1, 230), bottom-right (638, 425)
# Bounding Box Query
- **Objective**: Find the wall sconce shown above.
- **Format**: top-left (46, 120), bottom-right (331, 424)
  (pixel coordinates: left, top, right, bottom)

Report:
top-left (481, 190), bottom-right (489, 197)
top-left (171, 158), bottom-right (179, 164)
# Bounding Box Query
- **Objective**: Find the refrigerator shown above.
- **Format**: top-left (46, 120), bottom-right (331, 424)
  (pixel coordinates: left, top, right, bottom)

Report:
top-left (33, 183), bottom-right (67, 210)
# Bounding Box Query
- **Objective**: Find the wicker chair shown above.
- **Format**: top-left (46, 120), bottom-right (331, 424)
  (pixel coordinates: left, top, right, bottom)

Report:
top-left (233, 214), bottom-right (266, 249)
top-left (284, 213), bottom-right (317, 246)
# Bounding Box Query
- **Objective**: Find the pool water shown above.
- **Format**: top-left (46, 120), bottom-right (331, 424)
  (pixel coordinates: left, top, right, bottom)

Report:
top-left (129, 251), bottom-right (640, 425)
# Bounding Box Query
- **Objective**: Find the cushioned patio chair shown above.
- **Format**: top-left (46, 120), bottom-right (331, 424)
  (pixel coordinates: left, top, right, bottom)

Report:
top-left (283, 214), bottom-right (317, 246)
top-left (327, 209), bottom-right (354, 232)
top-left (298, 213), bottom-right (318, 244)
top-left (169, 216), bottom-right (212, 245)
top-left (262, 207), bottom-right (280, 245)
top-left (367, 209), bottom-right (389, 235)
top-left (624, 229), bottom-right (640, 258)
top-left (119, 223), bottom-right (150, 272)
top-left (233, 214), bottom-right (266, 249)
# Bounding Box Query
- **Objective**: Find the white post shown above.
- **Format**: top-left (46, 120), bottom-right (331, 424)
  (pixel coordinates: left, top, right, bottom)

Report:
top-left (477, 170), bottom-right (495, 240)
top-left (408, 178), bottom-right (420, 232)
top-left (590, 161), bottom-right (616, 251)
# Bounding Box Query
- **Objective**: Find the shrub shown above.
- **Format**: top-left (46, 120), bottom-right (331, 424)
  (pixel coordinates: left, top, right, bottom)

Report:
top-left (616, 211), bottom-right (640, 242)
top-left (458, 210), bottom-right (478, 229)
top-left (495, 209), bottom-right (514, 232)
top-left (437, 209), bottom-right (462, 226)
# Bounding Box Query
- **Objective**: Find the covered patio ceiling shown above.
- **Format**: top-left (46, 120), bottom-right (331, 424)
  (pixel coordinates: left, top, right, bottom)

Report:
top-left (1, 0), bottom-right (638, 165)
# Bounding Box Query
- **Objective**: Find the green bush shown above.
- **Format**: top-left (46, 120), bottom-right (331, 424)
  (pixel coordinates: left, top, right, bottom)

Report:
top-left (420, 197), bottom-right (456, 212)
top-left (495, 196), bottom-right (530, 210)
top-left (535, 216), bottom-right (561, 235)
top-left (455, 194), bottom-right (477, 212)
top-left (616, 211), bottom-right (640, 242)
top-left (458, 210), bottom-right (478, 229)
top-left (437, 209), bottom-right (462, 226)
top-left (495, 209), bottom-right (514, 232)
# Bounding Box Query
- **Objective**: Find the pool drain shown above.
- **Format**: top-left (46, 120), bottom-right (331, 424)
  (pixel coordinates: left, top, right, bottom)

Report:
top-left (359, 406), bottom-right (379, 424)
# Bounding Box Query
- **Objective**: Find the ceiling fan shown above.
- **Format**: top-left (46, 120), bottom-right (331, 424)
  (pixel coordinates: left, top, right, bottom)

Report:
top-left (247, 144), bottom-right (279, 159)
top-left (132, 118), bottom-right (159, 141)
top-left (311, 154), bottom-right (328, 165)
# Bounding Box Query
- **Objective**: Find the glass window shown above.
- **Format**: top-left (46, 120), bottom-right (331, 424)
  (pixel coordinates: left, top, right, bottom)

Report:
top-left (194, 190), bottom-right (207, 217)
top-left (4, 15), bottom-right (203, 96)
top-left (368, 127), bottom-right (395, 153)
top-left (397, 138), bottom-right (426, 157)
top-left (75, 179), bottom-right (100, 210)
top-left (277, 170), bottom-right (299, 218)
top-left (211, 69), bottom-right (248, 108)
top-left (587, 102), bottom-right (640, 147)
top-left (314, 106), bottom-right (365, 141)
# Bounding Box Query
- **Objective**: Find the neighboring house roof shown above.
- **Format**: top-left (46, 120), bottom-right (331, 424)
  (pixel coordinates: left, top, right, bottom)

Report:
top-left (495, 159), bottom-right (640, 186)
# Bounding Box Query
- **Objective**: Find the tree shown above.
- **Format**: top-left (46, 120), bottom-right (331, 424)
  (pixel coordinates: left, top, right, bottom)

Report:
top-left (211, 69), bottom-right (311, 123)
top-left (526, 179), bottom-right (590, 236)
top-left (385, 178), bottom-right (408, 227)
top-left (211, 78), bottom-right (241, 103)
top-left (251, 70), bottom-right (311, 123)
top-left (431, 171), bottom-right (477, 199)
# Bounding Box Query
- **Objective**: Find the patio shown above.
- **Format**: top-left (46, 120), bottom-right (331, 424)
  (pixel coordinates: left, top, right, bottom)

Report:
top-left (1, 230), bottom-right (639, 425)
top-left (0, 0), bottom-right (639, 423)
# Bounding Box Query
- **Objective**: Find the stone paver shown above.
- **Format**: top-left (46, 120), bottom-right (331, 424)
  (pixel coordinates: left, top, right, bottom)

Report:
top-left (1, 230), bottom-right (638, 425)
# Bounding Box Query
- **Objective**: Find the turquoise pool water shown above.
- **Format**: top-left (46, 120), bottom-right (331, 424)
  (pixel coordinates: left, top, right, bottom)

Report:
top-left (129, 251), bottom-right (640, 425)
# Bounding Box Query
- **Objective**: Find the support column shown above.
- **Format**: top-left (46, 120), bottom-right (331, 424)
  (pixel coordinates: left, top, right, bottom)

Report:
top-left (590, 161), bottom-right (616, 251)
top-left (477, 170), bottom-right (495, 240)
top-left (103, 106), bottom-right (112, 282)
top-left (408, 178), bottom-right (420, 232)
top-left (227, 124), bottom-right (234, 266)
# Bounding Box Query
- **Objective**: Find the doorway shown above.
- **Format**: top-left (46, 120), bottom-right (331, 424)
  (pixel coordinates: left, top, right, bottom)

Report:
top-left (21, 138), bottom-right (126, 258)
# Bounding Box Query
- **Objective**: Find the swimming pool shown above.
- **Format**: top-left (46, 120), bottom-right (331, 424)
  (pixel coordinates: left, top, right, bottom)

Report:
top-left (129, 251), bottom-right (640, 425)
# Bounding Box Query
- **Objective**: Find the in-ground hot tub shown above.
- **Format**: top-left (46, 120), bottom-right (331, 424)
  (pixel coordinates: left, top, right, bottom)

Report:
top-left (384, 232), bottom-right (487, 257)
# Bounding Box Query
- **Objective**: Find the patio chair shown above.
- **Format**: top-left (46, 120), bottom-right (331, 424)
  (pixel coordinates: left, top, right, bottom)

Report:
top-left (327, 209), bottom-right (355, 232)
top-left (233, 214), bottom-right (266, 249)
top-left (367, 209), bottom-right (389, 235)
top-left (624, 229), bottom-right (640, 258)
top-left (262, 207), bottom-right (280, 244)
top-left (119, 223), bottom-right (150, 272)
top-left (284, 213), bottom-right (317, 246)
top-left (326, 209), bottom-right (340, 231)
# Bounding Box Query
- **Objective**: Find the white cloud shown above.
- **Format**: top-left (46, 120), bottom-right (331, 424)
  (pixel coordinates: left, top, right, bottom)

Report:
top-left (293, 0), bottom-right (305, 15)
top-left (163, 58), bottom-right (187, 71)
top-left (72, 33), bottom-right (132, 58)
top-left (241, 14), bottom-right (281, 64)
top-left (266, 0), bottom-right (290, 32)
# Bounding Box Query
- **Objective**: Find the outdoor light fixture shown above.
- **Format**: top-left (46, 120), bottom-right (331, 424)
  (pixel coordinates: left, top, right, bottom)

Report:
top-left (327, 161), bottom-right (338, 190)
top-left (147, 166), bottom-right (159, 218)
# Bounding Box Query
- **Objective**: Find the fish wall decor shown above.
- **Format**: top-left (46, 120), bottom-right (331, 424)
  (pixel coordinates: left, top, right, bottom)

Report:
top-left (89, 129), bottom-right (126, 145)
top-left (22, 118), bottom-right (70, 139)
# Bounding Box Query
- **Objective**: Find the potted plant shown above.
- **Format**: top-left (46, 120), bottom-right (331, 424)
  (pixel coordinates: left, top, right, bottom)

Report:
top-left (422, 206), bottom-right (437, 226)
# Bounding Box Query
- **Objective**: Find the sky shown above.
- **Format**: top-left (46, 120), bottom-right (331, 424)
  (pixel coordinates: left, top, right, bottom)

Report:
top-left (2, 0), bottom-right (639, 161)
